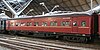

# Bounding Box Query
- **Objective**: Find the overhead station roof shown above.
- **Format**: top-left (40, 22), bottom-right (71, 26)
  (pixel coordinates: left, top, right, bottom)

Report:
top-left (24, 0), bottom-right (100, 16)
top-left (0, 0), bottom-right (100, 17)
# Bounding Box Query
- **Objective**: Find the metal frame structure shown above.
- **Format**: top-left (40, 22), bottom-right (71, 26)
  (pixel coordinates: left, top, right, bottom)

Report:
top-left (23, 0), bottom-right (100, 16)
top-left (0, 0), bottom-right (99, 18)
top-left (2, 0), bottom-right (32, 18)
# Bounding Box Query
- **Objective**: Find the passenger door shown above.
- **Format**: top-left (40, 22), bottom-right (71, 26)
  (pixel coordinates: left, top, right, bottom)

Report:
top-left (72, 17), bottom-right (78, 33)
top-left (78, 17), bottom-right (91, 34)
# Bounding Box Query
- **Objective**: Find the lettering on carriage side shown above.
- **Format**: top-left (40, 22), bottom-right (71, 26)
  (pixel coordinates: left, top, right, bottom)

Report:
top-left (78, 27), bottom-right (89, 28)
top-left (63, 17), bottom-right (70, 19)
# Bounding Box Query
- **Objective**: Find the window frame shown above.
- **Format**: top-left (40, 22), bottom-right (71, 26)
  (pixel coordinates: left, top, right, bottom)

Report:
top-left (15, 22), bottom-right (20, 26)
top-left (61, 21), bottom-right (70, 26)
top-left (73, 21), bottom-right (77, 26)
top-left (27, 22), bottom-right (32, 26)
top-left (10, 22), bottom-right (15, 26)
top-left (81, 21), bottom-right (86, 27)
top-left (42, 22), bottom-right (47, 26)
top-left (34, 22), bottom-right (39, 26)
top-left (50, 21), bottom-right (57, 26)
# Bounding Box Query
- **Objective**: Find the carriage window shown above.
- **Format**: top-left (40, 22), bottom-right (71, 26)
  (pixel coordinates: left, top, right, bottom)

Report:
top-left (42, 22), bottom-right (47, 26)
top-left (10, 22), bottom-right (14, 26)
top-left (16, 23), bottom-right (18, 26)
top-left (61, 22), bottom-right (65, 26)
top-left (81, 21), bottom-right (86, 27)
top-left (54, 21), bottom-right (57, 26)
top-left (50, 22), bottom-right (53, 26)
top-left (61, 21), bottom-right (70, 26)
top-left (34, 22), bottom-right (39, 26)
top-left (21, 23), bottom-right (26, 26)
top-left (16, 22), bottom-right (20, 26)
top-left (27, 22), bottom-right (32, 26)
top-left (65, 21), bottom-right (70, 26)
top-left (73, 21), bottom-right (77, 26)
top-left (29, 22), bottom-right (32, 26)
top-left (50, 21), bottom-right (57, 26)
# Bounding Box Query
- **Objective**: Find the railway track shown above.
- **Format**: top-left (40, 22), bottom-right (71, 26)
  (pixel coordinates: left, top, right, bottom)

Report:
top-left (0, 38), bottom-right (78, 50)
top-left (0, 34), bottom-right (98, 50)
top-left (19, 37), bottom-right (100, 50)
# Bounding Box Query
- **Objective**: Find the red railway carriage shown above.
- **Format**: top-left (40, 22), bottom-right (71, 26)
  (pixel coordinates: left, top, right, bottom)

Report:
top-left (5, 13), bottom-right (99, 43)
top-left (98, 14), bottom-right (100, 36)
